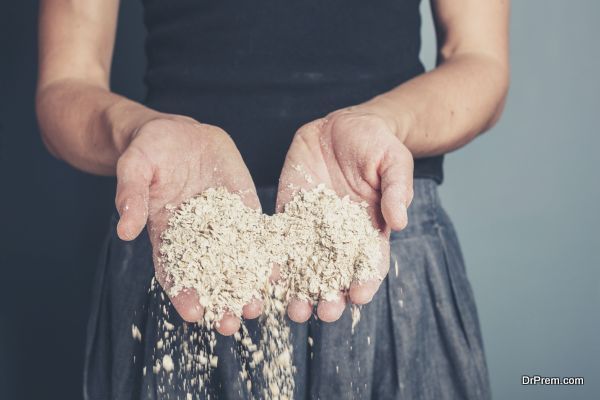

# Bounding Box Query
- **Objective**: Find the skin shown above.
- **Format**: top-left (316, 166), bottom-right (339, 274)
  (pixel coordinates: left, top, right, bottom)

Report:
top-left (277, 112), bottom-right (413, 322)
top-left (36, 0), bottom-right (509, 332)
top-left (280, 0), bottom-right (510, 322)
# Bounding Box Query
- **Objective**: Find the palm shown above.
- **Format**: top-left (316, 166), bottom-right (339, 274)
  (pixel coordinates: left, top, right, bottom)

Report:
top-left (277, 111), bottom-right (414, 323)
top-left (116, 118), bottom-right (261, 335)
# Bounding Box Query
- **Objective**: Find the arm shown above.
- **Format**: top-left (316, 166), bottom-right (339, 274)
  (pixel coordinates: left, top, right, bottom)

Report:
top-left (278, 0), bottom-right (510, 323)
top-left (36, 0), bottom-right (260, 335)
top-left (36, 0), bottom-right (158, 175)
top-left (360, 0), bottom-right (510, 155)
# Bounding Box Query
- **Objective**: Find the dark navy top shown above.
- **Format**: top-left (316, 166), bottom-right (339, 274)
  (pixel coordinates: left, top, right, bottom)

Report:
top-left (142, 0), bottom-right (443, 186)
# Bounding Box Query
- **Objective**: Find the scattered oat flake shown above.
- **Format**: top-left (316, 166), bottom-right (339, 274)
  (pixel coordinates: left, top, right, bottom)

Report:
top-left (131, 324), bottom-right (142, 341)
top-left (162, 354), bottom-right (174, 372)
top-left (351, 305), bottom-right (361, 334)
top-left (163, 321), bottom-right (175, 331)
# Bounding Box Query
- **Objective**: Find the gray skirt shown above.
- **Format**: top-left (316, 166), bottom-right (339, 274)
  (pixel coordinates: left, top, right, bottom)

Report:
top-left (83, 179), bottom-right (491, 400)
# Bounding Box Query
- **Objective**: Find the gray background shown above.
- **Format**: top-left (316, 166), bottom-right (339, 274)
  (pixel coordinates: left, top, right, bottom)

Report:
top-left (1, 0), bottom-right (598, 399)
top-left (420, 1), bottom-right (600, 399)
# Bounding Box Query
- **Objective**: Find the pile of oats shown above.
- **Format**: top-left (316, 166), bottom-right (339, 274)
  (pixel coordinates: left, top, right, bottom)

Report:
top-left (160, 184), bottom-right (381, 319)
top-left (160, 187), bottom-right (273, 322)
top-left (157, 184), bottom-right (382, 397)
top-left (274, 184), bottom-right (382, 302)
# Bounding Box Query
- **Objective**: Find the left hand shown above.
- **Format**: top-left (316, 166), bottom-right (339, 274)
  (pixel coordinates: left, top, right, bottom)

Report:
top-left (276, 108), bottom-right (414, 323)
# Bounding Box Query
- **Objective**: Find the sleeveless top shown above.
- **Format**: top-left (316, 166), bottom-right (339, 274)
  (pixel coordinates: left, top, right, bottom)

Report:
top-left (142, 0), bottom-right (443, 186)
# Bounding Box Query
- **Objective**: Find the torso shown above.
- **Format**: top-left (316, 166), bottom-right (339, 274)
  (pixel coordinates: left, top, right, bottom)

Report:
top-left (142, 0), bottom-right (443, 185)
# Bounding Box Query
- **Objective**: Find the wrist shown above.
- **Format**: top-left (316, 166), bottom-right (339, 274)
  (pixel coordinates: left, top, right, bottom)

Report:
top-left (356, 96), bottom-right (414, 143)
top-left (103, 99), bottom-right (164, 155)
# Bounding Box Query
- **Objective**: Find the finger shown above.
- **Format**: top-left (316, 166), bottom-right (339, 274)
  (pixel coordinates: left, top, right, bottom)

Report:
top-left (115, 148), bottom-right (153, 241)
top-left (242, 298), bottom-right (263, 319)
top-left (236, 187), bottom-right (261, 211)
top-left (349, 280), bottom-right (380, 305)
top-left (287, 299), bottom-right (312, 323)
top-left (216, 313), bottom-right (241, 336)
top-left (170, 288), bottom-right (204, 323)
top-left (379, 146), bottom-right (414, 231)
top-left (317, 292), bottom-right (347, 322)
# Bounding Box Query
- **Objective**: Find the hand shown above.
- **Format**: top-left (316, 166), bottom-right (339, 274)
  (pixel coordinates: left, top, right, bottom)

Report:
top-left (277, 108), bottom-right (414, 323)
top-left (115, 116), bottom-right (261, 335)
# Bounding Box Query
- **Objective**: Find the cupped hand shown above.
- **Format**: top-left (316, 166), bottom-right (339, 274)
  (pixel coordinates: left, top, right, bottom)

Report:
top-left (277, 108), bottom-right (414, 323)
top-left (115, 116), bottom-right (261, 335)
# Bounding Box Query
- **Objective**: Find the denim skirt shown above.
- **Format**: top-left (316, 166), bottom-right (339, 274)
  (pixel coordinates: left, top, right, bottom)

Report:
top-left (83, 178), bottom-right (491, 400)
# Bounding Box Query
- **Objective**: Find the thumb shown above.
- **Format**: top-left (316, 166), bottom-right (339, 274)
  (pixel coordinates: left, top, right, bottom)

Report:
top-left (379, 144), bottom-right (414, 231)
top-left (115, 147), bottom-right (153, 241)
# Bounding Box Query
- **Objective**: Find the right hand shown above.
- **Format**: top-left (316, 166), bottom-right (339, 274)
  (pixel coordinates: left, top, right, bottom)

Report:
top-left (114, 116), bottom-right (261, 335)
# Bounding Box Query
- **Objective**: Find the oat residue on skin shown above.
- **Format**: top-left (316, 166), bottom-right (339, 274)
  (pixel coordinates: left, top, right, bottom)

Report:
top-left (291, 163), bottom-right (314, 184)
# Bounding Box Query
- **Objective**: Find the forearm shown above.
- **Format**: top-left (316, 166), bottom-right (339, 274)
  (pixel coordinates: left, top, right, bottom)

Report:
top-left (36, 79), bottom-right (161, 175)
top-left (362, 52), bottom-right (509, 157)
